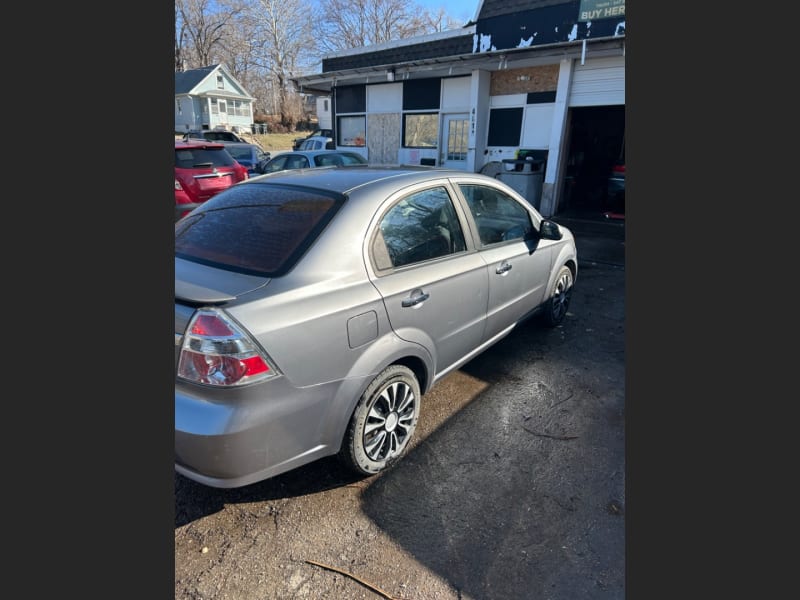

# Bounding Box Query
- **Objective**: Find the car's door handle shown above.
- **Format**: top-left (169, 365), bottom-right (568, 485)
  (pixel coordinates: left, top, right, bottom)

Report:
top-left (402, 290), bottom-right (430, 307)
top-left (496, 262), bottom-right (512, 275)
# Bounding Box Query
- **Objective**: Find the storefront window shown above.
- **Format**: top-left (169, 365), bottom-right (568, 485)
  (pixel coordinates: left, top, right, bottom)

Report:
top-left (338, 116), bottom-right (366, 147)
top-left (403, 113), bottom-right (438, 148)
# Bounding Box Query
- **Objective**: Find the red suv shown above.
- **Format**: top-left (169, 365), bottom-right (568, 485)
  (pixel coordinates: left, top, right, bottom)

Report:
top-left (175, 141), bottom-right (249, 220)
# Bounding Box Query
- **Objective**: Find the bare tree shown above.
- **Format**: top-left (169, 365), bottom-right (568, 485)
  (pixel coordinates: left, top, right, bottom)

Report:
top-left (426, 7), bottom-right (470, 32)
top-left (313, 0), bottom-right (461, 54)
top-left (213, 4), bottom-right (268, 106)
top-left (175, 0), bottom-right (244, 69)
top-left (244, 0), bottom-right (317, 129)
top-left (174, 0), bottom-right (466, 128)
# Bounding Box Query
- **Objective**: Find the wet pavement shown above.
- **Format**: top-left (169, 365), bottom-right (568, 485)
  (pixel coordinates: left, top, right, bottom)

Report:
top-left (175, 220), bottom-right (626, 600)
top-left (552, 213), bottom-right (625, 268)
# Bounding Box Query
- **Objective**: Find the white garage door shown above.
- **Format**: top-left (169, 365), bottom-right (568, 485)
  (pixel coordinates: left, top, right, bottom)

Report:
top-left (569, 56), bottom-right (625, 107)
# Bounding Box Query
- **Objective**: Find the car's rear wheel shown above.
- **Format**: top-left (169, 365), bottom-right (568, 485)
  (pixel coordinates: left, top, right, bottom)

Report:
top-left (339, 365), bottom-right (420, 476)
top-left (542, 265), bottom-right (574, 327)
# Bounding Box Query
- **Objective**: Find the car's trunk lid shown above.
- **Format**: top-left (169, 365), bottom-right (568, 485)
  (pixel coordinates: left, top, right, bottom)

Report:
top-left (176, 257), bottom-right (270, 303)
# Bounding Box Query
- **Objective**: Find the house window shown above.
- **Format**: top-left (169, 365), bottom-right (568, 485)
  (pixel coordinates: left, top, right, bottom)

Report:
top-left (217, 75), bottom-right (224, 89)
top-left (403, 113), bottom-right (438, 148)
top-left (338, 115), bottom-right (366, 147)
top-left (176, 99), bottom-right (182, 115)
top-left (210, 99), bottom-right (219, 115)
top-left (231, 100), bottom-right (250, 117)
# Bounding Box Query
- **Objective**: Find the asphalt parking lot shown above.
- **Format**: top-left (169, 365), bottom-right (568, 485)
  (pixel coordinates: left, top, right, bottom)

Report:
top-left (175, 218), bottom-right (625, 600)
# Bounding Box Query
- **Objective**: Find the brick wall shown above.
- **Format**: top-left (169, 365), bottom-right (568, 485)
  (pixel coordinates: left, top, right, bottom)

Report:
top-left (490, 65), bottom-right (559, 95)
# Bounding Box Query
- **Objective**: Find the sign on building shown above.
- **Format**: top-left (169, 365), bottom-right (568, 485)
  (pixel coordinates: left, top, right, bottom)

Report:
top-left (578, 0), bottom-right (625, 22)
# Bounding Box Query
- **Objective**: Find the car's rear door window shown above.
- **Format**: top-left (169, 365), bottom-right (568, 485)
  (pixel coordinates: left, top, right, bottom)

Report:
top-left (371, 186), bottom-right (467, 270)
top-left (175, 184), bottom-right (344, 276)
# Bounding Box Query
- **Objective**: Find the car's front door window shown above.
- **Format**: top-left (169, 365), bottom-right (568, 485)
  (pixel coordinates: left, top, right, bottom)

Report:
top-left (265, 156), bottom-right (288, 172)
top-left (459, 184), bottom-right (534, 246)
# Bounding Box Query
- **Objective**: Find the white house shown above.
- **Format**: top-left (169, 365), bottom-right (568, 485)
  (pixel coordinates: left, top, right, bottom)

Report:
top-left (175, 63), bottom-right (255, 134)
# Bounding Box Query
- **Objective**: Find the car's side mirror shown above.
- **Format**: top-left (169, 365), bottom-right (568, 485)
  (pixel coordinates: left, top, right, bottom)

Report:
top-left (540, 219), bottom-right (563, 240)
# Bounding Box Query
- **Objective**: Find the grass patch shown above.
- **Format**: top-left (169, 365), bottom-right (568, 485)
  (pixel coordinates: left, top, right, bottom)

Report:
top-left (249, 133), bottom-right (299, 151)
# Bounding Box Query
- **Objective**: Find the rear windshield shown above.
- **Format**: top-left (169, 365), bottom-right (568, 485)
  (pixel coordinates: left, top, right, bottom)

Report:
top-left (204, 131), bottom-right (238, 142)
top-left (175, 147), bottom-right (236, 169)
top-left (175, 184), bottom-right (344, 276)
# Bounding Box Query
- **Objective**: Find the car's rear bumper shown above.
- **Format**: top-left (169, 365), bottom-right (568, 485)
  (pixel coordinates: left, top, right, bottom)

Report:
top-left (174, 374), bottom-right (366, 488)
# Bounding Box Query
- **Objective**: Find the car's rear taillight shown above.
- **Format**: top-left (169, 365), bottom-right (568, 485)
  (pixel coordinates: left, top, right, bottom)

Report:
top-left (177, 308), bottom-right (280, 387)
top-left (612, 164), bottom-right (626, 175)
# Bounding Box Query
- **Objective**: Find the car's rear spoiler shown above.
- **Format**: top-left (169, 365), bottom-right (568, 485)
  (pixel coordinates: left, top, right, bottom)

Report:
top-left (175, 279), bottom-right (236, 304)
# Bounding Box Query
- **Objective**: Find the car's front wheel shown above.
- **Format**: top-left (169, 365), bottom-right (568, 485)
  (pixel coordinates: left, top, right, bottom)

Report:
top-left (542, 265), bottom-right (574, 327)
top-left (339, 365), bottom-right (420, 476)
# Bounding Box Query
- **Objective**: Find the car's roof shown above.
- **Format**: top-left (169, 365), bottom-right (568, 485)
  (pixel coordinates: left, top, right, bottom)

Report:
top-left (216, 141), bottom-right (260, 148)
top-left (277, 150), bottom-right (362, 158)
top-left (245, 165), bottom-right (480, 195)
top-left (175, 140), bottom-right (226, 149)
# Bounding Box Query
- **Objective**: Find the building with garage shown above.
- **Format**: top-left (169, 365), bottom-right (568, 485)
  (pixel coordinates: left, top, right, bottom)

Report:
top-left (293, 0), bottom-right (625, 219)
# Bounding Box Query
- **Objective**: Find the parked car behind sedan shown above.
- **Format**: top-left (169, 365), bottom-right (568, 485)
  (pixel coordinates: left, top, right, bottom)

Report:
top-left (297, 135), bottom-right (335, 150)
top-left (182, 129), bottom-right (248, 144)
top-left (219, 141), bottom-right (271, 176)
top-left (175, 166), bottom-right (578, 488)
top-left (174, 140), bottom-right (249, 221)
top-left (259, 149), bottom-right (367, 174)
top-left (293, 128), bottom-right (334, 150)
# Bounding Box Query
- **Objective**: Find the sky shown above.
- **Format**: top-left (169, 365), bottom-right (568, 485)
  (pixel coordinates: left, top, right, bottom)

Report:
top-left (417, 0), bottom-right (477, 26)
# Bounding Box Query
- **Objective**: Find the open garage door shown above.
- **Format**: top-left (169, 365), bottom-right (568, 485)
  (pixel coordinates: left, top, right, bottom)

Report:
top-left (555, 55), bottom-right (625, 219)
top-left (560, 105), bottom-right (625, 219)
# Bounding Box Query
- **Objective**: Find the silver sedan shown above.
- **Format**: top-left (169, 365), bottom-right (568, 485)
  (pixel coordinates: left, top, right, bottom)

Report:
top-left (175, 166), bottom-right (577, 488)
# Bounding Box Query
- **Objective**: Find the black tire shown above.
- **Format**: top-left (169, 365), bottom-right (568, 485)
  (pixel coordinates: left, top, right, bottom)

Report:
top-left (339, 365), bottom-right (420, 476)
top-left (541, 265), bottom-right (574, 327)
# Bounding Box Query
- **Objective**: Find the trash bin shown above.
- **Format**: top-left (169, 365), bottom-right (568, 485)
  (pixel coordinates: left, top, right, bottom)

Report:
top-left (498, 158), bottom-right (544, 209)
